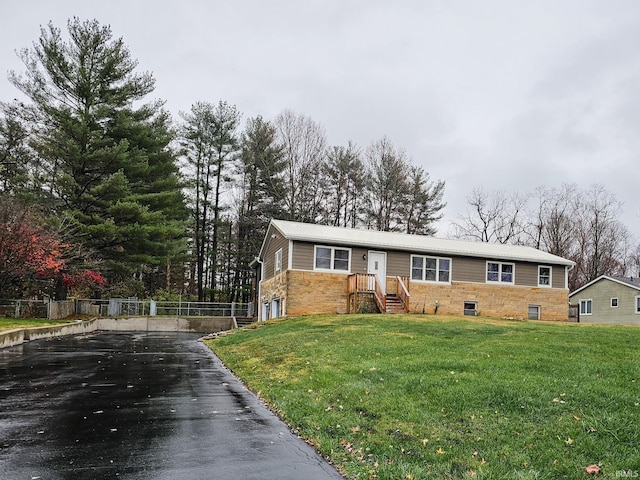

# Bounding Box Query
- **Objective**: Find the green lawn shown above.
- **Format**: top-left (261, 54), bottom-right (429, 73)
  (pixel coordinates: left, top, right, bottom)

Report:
top-left (0, 317), bottom-right (76, 331)
top-left (206, 315), bottom-right (640, 480)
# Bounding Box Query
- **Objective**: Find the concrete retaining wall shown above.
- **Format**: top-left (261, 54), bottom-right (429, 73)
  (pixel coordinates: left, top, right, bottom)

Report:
top-left (0, 316), bottom-right (237, 350)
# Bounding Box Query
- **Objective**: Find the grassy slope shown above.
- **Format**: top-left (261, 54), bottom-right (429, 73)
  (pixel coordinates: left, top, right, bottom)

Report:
top-left (207, 314), bottom-right (640, 480)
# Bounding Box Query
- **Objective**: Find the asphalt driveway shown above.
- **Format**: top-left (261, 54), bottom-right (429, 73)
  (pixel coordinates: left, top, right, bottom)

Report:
top-left (0, 332), bottom-right (343, 479)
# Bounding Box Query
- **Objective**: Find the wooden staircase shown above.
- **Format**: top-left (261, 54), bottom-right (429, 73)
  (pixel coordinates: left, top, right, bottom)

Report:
top-left (348, 274), bottom-right (410, 315)
top-left (385, 294), bottom-right (407, 314)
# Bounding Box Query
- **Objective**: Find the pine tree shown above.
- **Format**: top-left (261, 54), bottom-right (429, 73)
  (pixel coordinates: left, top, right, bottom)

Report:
top-left (233, 116), bottom-right (286, 302)
top-left (9, 18), bottom-right (186, 286)
top-left (180, 101), bottom-right (240, 301)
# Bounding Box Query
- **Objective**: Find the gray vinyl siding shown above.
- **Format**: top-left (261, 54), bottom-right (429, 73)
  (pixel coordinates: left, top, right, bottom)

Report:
top-left (386, 251), bottom-right (408, 277)
top-left (280, 238), bottom-right (566, 289)
top-left (552, 266), bottom-right (567, 289)
top-left (262, 225), bottom-right (289, 281)
top-left (292, 241), bottom-right (368, 273)
top-left (291, 241), bottom-right (314, 270)
top-left (516, 263), bottom-right (566, 289)
top-left (451, 257), bottom-right (484, 283)
top-left (515, 263), bottom-right (538, 287)
top-left (352, 247), bottom-right (368, 274)
top-left (291, 242), bottom-right (410, 276)
top-left (451, 257), bottom-right (566, 288)
top-left (570, 280), bottom-right (640, 324)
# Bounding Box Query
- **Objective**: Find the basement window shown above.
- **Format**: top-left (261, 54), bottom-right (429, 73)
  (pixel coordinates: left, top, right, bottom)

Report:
top-left (463, 301), bottom-right (478, 316)
top-left (528, 305), bottom-right (541, 320)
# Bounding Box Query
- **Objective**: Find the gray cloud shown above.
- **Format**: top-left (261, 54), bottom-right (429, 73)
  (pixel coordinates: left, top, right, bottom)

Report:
top-left (1, 0), bottom-right (640, 237)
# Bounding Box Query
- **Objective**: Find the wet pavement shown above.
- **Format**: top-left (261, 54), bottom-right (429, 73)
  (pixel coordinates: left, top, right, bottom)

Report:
top-left (0, 332), bottom-right (343, 479)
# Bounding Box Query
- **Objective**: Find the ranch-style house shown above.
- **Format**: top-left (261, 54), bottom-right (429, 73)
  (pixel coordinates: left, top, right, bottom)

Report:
top-left (256, 219), bottom-right (575, 321)
top-left (569, 275), bottom-right (640, 325)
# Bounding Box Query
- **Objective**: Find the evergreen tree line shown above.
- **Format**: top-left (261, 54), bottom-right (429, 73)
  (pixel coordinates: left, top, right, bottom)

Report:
top-left (3, 18), bottom-right (636, 302)
top-left (0, 18), bottom-right (445, 301)
top-left (178, 104), bottom-right (446, 302)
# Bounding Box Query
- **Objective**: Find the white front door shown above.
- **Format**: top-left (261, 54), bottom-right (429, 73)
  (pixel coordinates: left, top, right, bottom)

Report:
top-left (368, 251), bottom-right (387, 293)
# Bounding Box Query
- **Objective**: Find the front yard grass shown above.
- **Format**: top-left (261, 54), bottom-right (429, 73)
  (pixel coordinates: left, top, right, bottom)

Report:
top-left (0, 317), bottom-right (75, 332)
top-left (206, 314), bottom-right (640, 479)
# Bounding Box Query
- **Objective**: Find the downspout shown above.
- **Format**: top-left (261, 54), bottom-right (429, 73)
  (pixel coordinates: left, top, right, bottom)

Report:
top-left (256, 257), bottom-right (264, 321)
top-left (567, 263), bottom-right (576, 322)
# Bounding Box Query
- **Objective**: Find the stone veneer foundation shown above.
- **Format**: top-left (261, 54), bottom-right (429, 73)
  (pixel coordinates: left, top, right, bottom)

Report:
top-left (260, 271), bottom-right (570, 321)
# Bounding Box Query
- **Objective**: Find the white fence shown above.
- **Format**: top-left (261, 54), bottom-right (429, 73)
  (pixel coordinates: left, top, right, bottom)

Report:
top-left (0, 298), bottom-right (254, 320)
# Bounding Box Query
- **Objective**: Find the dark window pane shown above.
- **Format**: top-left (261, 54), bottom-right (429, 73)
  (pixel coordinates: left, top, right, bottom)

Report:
top-left (411, 268), bottom-right (422, 280)
top-left (315, 247), bottom-right (331, 269)
top-left (439, 259), bottom-right (450, 282)
top-left (501, 264), bottom-right (513, 282)
top-left (487, 263), bottom-right (499, 281)
top-left (334, 249), bottom-right (349, 260)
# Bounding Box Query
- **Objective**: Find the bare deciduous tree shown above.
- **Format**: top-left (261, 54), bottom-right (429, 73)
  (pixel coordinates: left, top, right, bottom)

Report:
top-left (274, 110), bottom-right (327, 222)
top-left (571, 184), bottom-right (630, 288)
top-left (452, 187), bottom-right (529, 244)
top-left (526, 184), bottom-right (577, 257)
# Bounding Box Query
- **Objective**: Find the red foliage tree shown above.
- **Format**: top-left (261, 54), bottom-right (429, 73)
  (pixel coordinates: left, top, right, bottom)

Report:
top-left (0, 198), bottom-right (67, 297)
top-left (62, 269), bottom-right (107, 297)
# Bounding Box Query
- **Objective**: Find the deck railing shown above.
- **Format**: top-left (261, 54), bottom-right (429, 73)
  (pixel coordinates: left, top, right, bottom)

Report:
top-left (348, 274), bottom-right (386, 313)
top-left (395, 276), bottom-right (411, 312)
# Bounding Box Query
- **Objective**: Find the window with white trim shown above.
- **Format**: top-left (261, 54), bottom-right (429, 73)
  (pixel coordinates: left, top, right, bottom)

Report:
top-left (635, 296), bottom-right (640, 314)
top-left (314, 246), bottom-right (350, 271)
top-left (487, 262), bottom-right (514, 284)
top-left (611, 297), bottom-right (618, 308)
top-left (538, 266), bottom-right (551, 287)
top-left (274, 248), bottom-right (282, 274)
top-left (411, 256), bottom-right (451, 282)
top-left (579, 299), bottom-right (592, 315)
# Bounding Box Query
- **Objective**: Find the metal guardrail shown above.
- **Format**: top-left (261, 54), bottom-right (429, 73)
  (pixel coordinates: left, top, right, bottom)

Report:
top-left (0, 298), bottom-right (254, 319)
top-left (76, 299), bottom-right (254, 318)
top-left (0, 299), bottom-right (48, 318)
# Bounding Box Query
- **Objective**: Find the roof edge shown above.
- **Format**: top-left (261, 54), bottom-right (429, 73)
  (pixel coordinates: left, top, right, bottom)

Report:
top-left (569, 275), bottom-right (640, 296)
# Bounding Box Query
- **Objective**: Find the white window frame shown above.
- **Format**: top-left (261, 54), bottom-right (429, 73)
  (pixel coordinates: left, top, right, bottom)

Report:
top-left (611, 297), bottom-right (618, 308)
top-left (486, 261), bottom-right (515, 284)
top-left (274, 248), bottom-right (282, 274)
top-left (410, 255), bottom-right (451, 283)
top-left (635, 296), bottom-right (640, 314)
top-left (314, 245), bottom-right (351, 272)
top-left (538, 265), bottom-right (552, 287)
top-left (579, 299), bottom-right (592, 316)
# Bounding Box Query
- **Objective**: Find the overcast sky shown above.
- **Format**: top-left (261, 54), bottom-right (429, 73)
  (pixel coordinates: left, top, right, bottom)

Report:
top-left (1, 1), bottom-right (639, 238)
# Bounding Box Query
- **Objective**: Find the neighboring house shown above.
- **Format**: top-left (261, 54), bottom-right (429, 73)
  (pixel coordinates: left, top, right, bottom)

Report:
top-left (569, 275), bottom-right (640, 325)
top-left (256, 219), bottom-right (575, 322)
